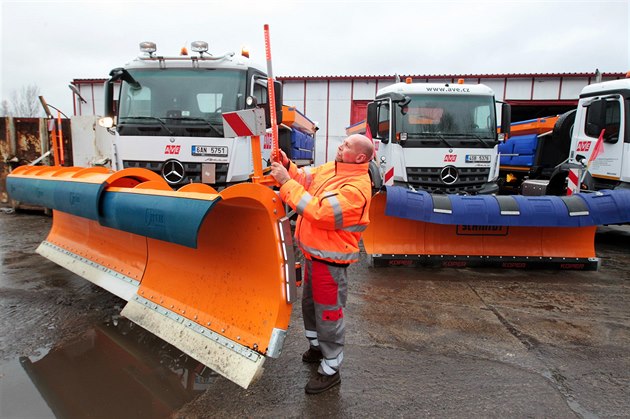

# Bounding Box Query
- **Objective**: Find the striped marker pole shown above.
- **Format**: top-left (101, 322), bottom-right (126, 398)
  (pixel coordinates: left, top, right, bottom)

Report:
top-left (264, 24), bottom-right (280, 163)
top-left (567, 168), bottom-right (580, 195)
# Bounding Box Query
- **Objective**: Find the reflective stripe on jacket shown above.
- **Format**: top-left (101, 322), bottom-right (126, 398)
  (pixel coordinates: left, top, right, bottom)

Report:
top-left (279, 160), bottom-right (371, 264)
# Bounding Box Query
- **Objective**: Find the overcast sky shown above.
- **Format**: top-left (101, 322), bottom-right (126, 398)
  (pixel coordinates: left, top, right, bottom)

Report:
top-left (1, 0), bottom-right (628, 116)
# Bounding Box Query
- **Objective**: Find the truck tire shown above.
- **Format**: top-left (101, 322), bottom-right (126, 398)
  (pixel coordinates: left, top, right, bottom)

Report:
top-left (368, 160), bottom-right (382, 194)
top-left (552, 109), bottom-right (576, 140)
top-left (539, 109), bottom-right (576, 168)
top-left (547, 170), bottom-right (568, 196)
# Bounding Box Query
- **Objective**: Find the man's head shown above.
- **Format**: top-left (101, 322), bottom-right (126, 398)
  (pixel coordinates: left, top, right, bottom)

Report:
top-left (335, 134), bottom-right (374, 164)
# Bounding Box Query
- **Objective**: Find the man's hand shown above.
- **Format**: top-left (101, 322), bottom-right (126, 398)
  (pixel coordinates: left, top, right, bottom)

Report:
top-left (271, 150), bottom-right (290, 169)
top-left (270, 162), bottom-right (290, 185)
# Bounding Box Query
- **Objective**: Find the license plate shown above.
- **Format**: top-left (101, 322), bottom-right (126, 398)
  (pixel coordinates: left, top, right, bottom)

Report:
top-left (192, 145), bottom-right (228, 156)
top-left (465, 154), bottom-right (491, 163)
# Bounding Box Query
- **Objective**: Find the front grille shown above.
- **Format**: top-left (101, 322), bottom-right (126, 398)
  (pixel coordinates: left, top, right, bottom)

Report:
top-left (123, 160), bottom-right (229, 187)
top-left (406, 166), bottom-right (491, 194)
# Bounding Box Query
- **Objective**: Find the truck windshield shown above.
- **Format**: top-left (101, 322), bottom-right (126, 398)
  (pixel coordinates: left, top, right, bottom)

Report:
top-left (398, 94), bottom-right (497, 147)
top-left (117, 69), bottom-right (246, 137)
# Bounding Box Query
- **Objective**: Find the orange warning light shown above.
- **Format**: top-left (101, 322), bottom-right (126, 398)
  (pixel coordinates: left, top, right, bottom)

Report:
top-left (405, 77), bottom-right (412, 84)
top-left (458, 79), bottom-right (465, 84)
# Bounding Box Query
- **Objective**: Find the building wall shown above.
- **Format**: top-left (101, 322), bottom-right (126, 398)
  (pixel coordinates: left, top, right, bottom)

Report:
top-left (280, 74), bottom-right (623, 163)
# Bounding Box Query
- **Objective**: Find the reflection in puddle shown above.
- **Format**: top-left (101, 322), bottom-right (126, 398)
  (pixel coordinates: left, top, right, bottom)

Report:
top-left (9, 317), bottom-right (216, 419)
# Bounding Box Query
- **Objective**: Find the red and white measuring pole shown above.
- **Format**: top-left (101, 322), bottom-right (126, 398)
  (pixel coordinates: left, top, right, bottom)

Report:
top-left (264, 24), bottom-right (280, 163)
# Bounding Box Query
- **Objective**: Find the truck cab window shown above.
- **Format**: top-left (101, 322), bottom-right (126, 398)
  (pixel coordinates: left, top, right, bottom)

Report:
top-left (586, 99), bottom-right (621, 143)
top-left (122, 86), bottom-right (152, 117)
top-left (197, 93), bottom-right (223, 113)
top-left (397, 94), bottom-right (497, 145)
top-left (117, 68), bottom-right (246, 137)
top-left (253, 81), bottom-right (268, 107)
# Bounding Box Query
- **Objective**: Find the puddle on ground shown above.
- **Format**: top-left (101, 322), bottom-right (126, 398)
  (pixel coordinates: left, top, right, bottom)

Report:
top-left (0, 318), bottom-right (217, 419)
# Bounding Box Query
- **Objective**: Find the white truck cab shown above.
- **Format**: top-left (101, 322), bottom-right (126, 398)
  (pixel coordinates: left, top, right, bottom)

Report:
top-left (366, 79), bottom-right (511, 194)
top-left (569, 78), bottom-right (630, 190)
top-left (101, 41), bottom-right (292, 189)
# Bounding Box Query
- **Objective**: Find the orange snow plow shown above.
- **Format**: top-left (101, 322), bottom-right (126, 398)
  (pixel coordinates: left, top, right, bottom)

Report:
top-left (6, 165), bottom-right (296, 388)
top-left (364, 186), bottom-right (630, 270)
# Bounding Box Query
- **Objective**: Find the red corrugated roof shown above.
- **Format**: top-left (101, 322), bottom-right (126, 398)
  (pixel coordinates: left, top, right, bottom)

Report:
top-left (71, 72), bottom-right (626, 84)
top-left (276, 72), bottom-right (625, 81)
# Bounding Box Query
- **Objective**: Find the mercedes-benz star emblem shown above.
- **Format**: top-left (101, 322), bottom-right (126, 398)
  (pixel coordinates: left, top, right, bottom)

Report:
top-left (162, 160), bottom-right (185, 184)
top-left (440, 165), bottom-right (459, 185)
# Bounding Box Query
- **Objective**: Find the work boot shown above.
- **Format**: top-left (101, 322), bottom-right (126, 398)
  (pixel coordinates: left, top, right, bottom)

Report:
top-left (302, 347), bottom-right (323, 363)
top-left (305, 371), bottom-right (341, 394)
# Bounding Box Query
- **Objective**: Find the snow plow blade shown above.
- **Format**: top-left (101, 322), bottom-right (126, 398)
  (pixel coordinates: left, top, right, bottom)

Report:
top-left (364, 186), bottom-right (630, 270)
top-left (7, 166), bottom-right (297, 388)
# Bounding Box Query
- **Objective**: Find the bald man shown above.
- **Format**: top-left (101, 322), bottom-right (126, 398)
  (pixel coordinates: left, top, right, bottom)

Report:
top-left (270, 134), bottom-right (374, 394)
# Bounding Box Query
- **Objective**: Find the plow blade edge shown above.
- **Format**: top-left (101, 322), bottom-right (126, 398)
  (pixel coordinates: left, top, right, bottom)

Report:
top-left (7, 166), bottom-right (297, 388)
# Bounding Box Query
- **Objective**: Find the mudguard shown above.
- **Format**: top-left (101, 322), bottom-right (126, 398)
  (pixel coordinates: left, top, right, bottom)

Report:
top-left (7, 166), bottom-right (297, 388)
top-left (364, 186), bottom-right (630, 269)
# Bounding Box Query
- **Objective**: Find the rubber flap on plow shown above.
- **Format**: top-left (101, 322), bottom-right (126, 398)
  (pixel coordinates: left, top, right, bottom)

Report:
top-left (363, 186), bottom-right (630, 270)
top-left (7, 166), bottom-right (297, 388)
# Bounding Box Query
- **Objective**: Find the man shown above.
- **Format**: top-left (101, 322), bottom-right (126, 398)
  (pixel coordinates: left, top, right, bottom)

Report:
top-left (270, 134), bottom-right (374, 394)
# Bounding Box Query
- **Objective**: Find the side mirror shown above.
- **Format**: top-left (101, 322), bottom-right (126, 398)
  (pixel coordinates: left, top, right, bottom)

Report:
top-left (263, 80), bottom-right (283, 129)
top-left (104, 68), bottom-right (140, 118)
top-left (103, 79), bottom-right (115, 118)
top-left (399, 96), bottom-right (411, 108)
top-left (274, 80), bottom-right (283, 125)
top-left (367, 102), bottom-right (378, 138)
top-left (500, 103), bottom-right (512, 136)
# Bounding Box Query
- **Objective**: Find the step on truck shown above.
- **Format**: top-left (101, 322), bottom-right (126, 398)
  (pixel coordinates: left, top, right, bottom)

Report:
top-left (98, 41), bottom-right (316, 189)
top-left (353, 78), bottom-right (511, 194)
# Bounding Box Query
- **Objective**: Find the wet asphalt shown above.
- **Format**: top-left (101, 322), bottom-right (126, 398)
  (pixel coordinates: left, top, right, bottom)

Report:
top-left (0, 211), bottom-right (628, 418)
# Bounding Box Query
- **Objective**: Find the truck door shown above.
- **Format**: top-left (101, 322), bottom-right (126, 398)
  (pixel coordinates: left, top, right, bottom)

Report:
top-left (368, 99), bottom-right (399, 183)
top-left (578, 95), bottom-right (626, 182)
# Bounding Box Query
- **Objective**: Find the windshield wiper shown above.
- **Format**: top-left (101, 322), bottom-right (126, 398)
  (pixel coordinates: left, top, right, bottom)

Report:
top-left (164, 116), bottom-right (223, 136)
top-left (120, 116), bottom-right (174, 135)
top-left (439, 133), bottom-right (494, 148)
top-left (406, 132), bottom-right (455, 147)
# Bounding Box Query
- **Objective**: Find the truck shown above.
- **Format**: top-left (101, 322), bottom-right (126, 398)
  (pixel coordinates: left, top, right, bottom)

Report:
top-left (353, 78), bottom-right (511, 194)
top-left (499, 77), bottom-right (629, 195)
top-left (97, 41), bottom-right (315, 189)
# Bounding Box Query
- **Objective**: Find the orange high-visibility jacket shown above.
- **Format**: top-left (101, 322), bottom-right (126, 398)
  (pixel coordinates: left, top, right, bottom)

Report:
top-left (279, 160), bottom-right (372, 264)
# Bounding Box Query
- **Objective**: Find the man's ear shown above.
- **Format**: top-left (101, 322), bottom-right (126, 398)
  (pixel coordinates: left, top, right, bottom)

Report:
top-left (355, 153), bottom-right (368, 164)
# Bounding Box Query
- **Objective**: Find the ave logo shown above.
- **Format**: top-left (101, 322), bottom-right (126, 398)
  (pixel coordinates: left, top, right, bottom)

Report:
top-left (576, 141), bottom-right (591, 152)
top-left (165, 145), bottom-right (181, 155)
top-left (444, 154), bottom-right (457, 162)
